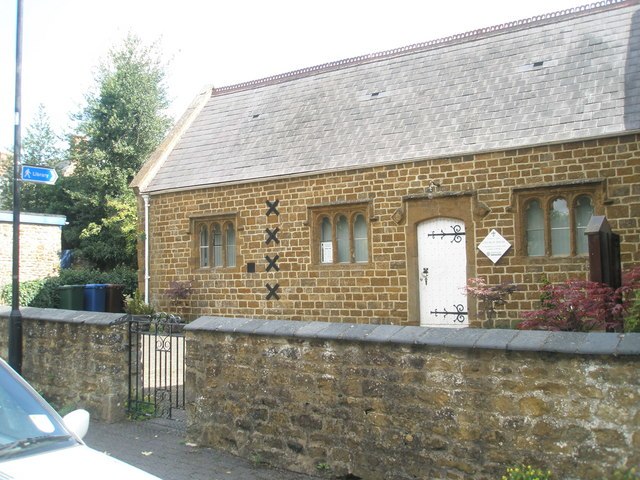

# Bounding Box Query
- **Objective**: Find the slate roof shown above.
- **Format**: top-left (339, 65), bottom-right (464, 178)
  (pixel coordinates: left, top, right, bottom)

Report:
top-left (136, 0), bottom-right (640, 194)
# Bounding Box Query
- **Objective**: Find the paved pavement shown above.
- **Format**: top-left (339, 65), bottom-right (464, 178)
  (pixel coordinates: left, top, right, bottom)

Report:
top-left (83, 413), bottom-right (317, 480)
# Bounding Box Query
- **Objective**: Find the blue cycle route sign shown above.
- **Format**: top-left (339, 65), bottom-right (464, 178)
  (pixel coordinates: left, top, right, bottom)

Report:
top-left (21, 165), bottom-right (58, 185)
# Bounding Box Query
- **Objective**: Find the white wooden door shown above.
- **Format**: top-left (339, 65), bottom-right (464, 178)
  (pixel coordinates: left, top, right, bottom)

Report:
top-left (417, 218), bottom-right (468, 328)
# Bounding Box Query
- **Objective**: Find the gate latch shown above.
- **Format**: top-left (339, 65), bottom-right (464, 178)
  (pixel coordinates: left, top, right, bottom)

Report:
top-left (421, 267), bottom-right (429, 286)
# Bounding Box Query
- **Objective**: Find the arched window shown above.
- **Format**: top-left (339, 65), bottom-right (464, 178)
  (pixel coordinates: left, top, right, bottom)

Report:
top-left (550, 198), bottom-right (570, 256)
top-left (212, 223), bottom-right (223, 267)
top-left (313, 206), bottom-right (370, 265)
top-left (193, 215), bottom-right (239, 270)
top-left (353, 214), bottom-right (368, 263)
top-left (199, 225), bottom-right (209, 267)
top-left (336, 215), bottom-right (350, 263)
top-left (320, 217), bottom-right (333, 263)
top-left (519, 189), bottom-right (597, 257)
top-left (225, 223), bottom-right (236, 267)
top-left (574, 195), bottom-right (593, 255)
top-left (525, 199), bottom-right (544, 257)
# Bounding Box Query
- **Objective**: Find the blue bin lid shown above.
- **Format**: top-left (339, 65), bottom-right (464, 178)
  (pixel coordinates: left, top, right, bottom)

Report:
top-left (85, 284), bottom-right (107, 289)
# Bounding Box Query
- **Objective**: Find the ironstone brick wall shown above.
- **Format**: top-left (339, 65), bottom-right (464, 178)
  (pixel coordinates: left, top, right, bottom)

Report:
top-left (185, 317), bottom-right (640, 480)
top-left (0, 307), bottom-right (129, 423)
top-left (140, 133), bottom-right (640, 327)
top-left (0, 220), bottom-right (62, 287)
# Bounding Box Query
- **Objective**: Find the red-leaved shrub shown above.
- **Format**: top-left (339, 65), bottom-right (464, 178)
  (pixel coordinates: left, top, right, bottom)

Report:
top-left (465, 277), bottom-right (518, 321)
top-left (518, 265), bottom-right (640, 332)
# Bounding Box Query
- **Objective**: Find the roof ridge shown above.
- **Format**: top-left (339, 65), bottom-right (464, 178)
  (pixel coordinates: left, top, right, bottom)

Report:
top-left (211, 0), bottom-right (634, 97)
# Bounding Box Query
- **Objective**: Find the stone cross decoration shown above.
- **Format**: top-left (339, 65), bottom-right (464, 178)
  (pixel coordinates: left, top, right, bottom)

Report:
top-left (265, 199), bottom-right (281, 300)
top-left (265, 254), bottom-right (280, 272)
top-left (265, 199), bottom-right (280, 217)
top-left (265, 227), bottom-right (280, 245)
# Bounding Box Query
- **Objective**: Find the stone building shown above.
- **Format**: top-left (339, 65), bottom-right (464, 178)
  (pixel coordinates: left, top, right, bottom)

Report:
top-left (0, 211), bottom-right (66, 288)
top-left (132, 0), bottom-right (640, 327)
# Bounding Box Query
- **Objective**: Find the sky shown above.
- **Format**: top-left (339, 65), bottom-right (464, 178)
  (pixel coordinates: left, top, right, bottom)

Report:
top-left (0, 0), bottom-right (594, 152)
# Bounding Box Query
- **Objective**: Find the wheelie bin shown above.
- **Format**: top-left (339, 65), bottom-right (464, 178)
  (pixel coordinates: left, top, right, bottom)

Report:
top-left (59, 285), bottom-right (84, 310)
top-left (83, 284), bottom-right (107, 312)
top-left (105, 284), bottom-right (124, 313)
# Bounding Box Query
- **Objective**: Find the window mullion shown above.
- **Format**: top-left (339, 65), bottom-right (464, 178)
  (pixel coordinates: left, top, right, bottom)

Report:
top-left (332, 215), bottom-right (337, 264)
top-left (569, 195), bottom-right (576, 256)
top-left (222, 223), bottom-right (226, 267)
top-left (210, 223), bottom-right (215, 267)
top-left (544, 198), bottom-right (551, 256)
top-left (350, 215), bottom-right (355, 263)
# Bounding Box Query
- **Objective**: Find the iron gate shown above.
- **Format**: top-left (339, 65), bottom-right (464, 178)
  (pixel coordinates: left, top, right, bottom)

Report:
top-left (128, 315), bottom-right (186, 419)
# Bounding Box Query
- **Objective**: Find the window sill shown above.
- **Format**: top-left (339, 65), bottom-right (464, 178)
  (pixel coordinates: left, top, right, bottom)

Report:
top-left (195, 266), bottom-right (241, 272)
top-left (313, 262), bottom-right (370, 270)
top-left (519, 254), bottom-right (589, 264)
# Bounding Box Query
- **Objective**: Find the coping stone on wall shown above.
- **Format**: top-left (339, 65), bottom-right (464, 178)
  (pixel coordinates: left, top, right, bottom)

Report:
top-left (291, 321), bottom-right (333, 338)
top-left (315, 322), bottom-right (354, 340)
top-left (506, 330), bottom-right (551, 351)
top-left (185, 316), bottom-right (640, 356)
top-left (273, 320), bottom-right (310, 337)
top-left (199, 316), bottom-right (240, 331)
top-left (579, 332), bottom-right (624, 355)
top-left (0, 306), bottom-right (127, 326)
top-left (386, 325), bottom-right (428, 344)
top-left (361, 324), bottom-right (404, 342)
top-left (415, 327), bottom-right (456, 346)
top-left (474, 328), bottom-right (519, 350)
top-left (340, 323), bottom-right (378, 341)
top-left (255, 320), bottom-right (298, 336)
top-left (438, 327), bottom-right (487, 348)
top-left (616, 333), bottom-right (640, 355)
top-left (543, 331), bottom-right (591, 354)
top-left (233, 318), bottom-right (270, 334)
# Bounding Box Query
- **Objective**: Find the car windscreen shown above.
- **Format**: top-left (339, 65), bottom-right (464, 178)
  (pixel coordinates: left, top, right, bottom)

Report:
top-left (0, 365), bottom-right (75, 459)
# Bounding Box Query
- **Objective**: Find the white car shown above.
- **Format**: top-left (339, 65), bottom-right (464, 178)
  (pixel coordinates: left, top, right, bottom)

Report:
top-left (0, 358), bottom-right (162, 480)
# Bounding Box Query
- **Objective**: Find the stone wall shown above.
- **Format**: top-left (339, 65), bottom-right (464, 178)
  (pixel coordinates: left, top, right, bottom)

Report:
top-left (141, 133), bottom-right (640, 327)
top-left (0, 306), bottom-right (129, 422)
top-left (0, 211), bottom-right (66, 287)
top-left (185, 317), bottom-right (640, 480)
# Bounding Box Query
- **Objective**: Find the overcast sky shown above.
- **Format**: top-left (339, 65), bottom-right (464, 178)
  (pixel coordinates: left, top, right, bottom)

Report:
top-left (0, 0), bottom-right (593, 151)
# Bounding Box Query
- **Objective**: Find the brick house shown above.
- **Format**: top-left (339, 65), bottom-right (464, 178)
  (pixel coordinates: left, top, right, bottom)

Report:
top-left (132, 0), bottom-right (640, 328)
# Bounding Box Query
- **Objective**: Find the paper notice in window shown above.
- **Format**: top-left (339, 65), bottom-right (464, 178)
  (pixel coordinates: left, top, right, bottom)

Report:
top-left (321, 242), bottom-right (333, 263)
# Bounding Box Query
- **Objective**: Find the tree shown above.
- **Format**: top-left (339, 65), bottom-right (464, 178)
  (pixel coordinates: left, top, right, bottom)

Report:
top-left (66, 34), bottom-right (172, 268)
top-left (0, 151), bottom-right (12, 209)
top-left (22, 105), bottom-right (66, 169)
top-left (0, 35), bottom-right (170, 270)
top-left (74, 33), bottom-right (171, 184)
top-left (78, 190), bottom-right (139, 270)
top-left (0, 105), bottom-right (66, 212)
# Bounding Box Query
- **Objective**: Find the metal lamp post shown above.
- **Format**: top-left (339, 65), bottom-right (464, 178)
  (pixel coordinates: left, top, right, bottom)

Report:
top-left (9, 0), bottom-right (24, 373)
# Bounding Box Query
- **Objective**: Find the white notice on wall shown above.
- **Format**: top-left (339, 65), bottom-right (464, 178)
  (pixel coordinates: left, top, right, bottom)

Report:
top-left (478, 229), bottom-right (511, 264)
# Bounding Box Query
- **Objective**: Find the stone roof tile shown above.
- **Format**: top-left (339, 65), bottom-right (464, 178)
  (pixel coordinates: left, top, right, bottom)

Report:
top-left (143, 1), bottom-right (640, 193)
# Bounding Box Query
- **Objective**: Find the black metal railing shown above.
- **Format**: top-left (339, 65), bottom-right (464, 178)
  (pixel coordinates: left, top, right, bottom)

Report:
top-left (128, 314), bottom-right (186, 419)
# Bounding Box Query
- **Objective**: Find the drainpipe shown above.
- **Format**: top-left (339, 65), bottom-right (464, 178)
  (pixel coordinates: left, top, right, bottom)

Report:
top-left (142, 194), bottom-right (150, 302)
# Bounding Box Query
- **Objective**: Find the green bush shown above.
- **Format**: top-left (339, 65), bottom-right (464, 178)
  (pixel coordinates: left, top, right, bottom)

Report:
top-left (607, 467), bottom-right (640, 479)
top-left (498, 465), bottom-right (639, 480)
top-left (0, 279), bottom-right (46, 306)
top-left (624, 295), bottom-right (640, 332)
top-left (124, 290), bottom-right (155, 315)
top-left (502, 465), bottom-right (552, 480)
top-left (0, 266), bottom-right (137, 308)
